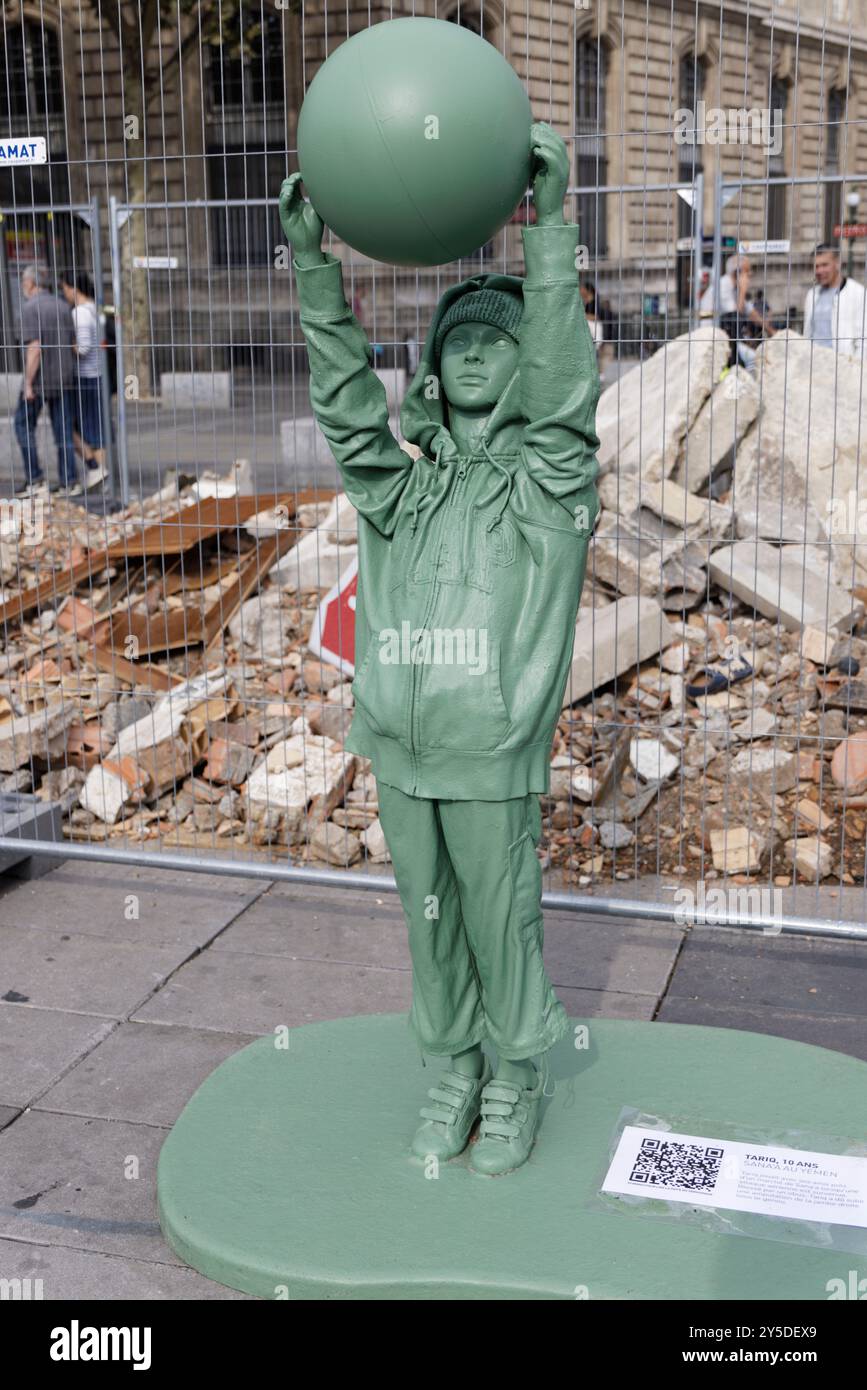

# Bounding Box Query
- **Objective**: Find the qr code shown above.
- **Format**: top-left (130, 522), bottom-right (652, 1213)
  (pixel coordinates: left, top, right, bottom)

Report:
top-left (628, 1137), bottom-right (724, 1193)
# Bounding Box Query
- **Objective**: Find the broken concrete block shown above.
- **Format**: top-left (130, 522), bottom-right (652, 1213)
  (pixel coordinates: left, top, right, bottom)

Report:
top-left (599, 820), bottom-right (635, 849)
top-left (228, 590), bottom-right (289, 662)
top-left (79, 762), bottom-right (138, 824)
top-left (564, 596), bottom-right (674, 705)
top-left (361, 817), bottom-right (390, 861)
top-left (708, 541), bottom-right (864, 634)
top-left (795, 799), bottom-right (833, 833)
top-left (101, 696), bottom-right (153, 743)
top-left (591, 513), bottom-right (666, 596)
top-left (310, 820), bottom-right (361, 866)
top-left (0, 698), bottom-right (75, 771)
top-left (629, 738), bottom-right (679, 782)
top-left (571, 768), bottom-right (597, 802)
top-left (710, 826), bottom-right (765, 873)
top-left (729, 745), bottom-right (798, 798)
top-left (642, 479), bottom-right (714, 529)
top-left (245, 733), bottom-right (354, 833)
top-left (784, 835), bottom-right (834, 880)
top-left (594, 501), bottom-right (733, 599)
top-left (801, 626), bottom-right (836, 666)
top-left (202, 738), bottom-right (254, 787)
top-left (271, 492), bottom-right (358, 590)
top-left (661, 641), bottom-right (690, 674)
top-left (595, 326), bottom-right (730, 480)
top-left (734, 331), bottom-right (867, 562)
top-left (673, 366), bottom-right (759, 494)
top-left (730, 707), bottom-right (776, 741)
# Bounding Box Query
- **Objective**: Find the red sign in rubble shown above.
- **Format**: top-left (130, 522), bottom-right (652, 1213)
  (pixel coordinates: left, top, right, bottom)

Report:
top-left (307, 556), bottom-right (358, 676)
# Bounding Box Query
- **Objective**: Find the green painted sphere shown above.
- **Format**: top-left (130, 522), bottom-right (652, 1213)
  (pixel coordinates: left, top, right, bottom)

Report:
top-left (297, 18), bottom-right (532, 267)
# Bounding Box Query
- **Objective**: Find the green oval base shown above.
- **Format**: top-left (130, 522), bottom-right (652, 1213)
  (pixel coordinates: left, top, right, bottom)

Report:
top-left (157, 1014), bottom-right (867, 1299)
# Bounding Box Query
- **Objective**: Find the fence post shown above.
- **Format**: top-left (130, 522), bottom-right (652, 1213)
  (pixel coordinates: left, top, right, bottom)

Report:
top-left (90, 196), bottom-right (117, 506)
top-left (691, 171), bottom-right (704, 331)
top-left (711, 169), bottom-right (723, 329)
top-left (108, 196), bottom-right (130, 507)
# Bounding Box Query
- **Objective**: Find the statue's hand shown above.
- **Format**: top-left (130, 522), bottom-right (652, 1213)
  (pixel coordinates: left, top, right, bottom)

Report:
top-left (279, 172), bottom-right (325, 261)
top-left (530, 122), bottom-right (569, 227)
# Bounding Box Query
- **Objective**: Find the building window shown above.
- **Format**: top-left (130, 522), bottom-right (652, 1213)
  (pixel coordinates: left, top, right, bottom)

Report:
top-left (766, 79), bottom-right (788, 239)
top-left (677, 52), bottom-right (705, 225)
top-left (447, 9), bottom-right (484, 37)
top-left (209, 13), bottom-right (285, 111)
top-left (0, 19), bottom-right (65, 124)
top-left (823, 87), bottom-right (847, 243)
top-left (206, 13), bottom-right (286, 266)
top-left (575, 38), bottom-right (608, 258)
top-left (0, 19), bottom-right (75, 291)
top-left (207, 148), bottom-right (285, 268)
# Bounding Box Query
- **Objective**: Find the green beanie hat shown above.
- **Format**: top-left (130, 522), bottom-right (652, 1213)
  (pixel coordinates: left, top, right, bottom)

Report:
top-left (434, 288), bottom-right (523, 361)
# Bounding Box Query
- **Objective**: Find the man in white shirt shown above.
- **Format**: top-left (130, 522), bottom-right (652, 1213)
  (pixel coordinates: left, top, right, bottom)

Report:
top-left (803, 243), bottom-right (866, 359)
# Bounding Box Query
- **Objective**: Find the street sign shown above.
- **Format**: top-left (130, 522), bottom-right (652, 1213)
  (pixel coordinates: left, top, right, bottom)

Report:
top-left (133, 256), bottom-right (179, 270)
top-left (834, 224), bottom-right (867, 238)
top-left (738, 239), bottom-right (790, 254)
top-left (307, 556), bottom-right (357, 676)
top-left (0, 137), bottom-right (46, 165)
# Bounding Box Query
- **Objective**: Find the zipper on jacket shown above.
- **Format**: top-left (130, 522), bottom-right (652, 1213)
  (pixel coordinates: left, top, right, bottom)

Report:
top-left (406, 455), bottom-right (474, 792)
top-left (407, 496), bottom-right (451, 794)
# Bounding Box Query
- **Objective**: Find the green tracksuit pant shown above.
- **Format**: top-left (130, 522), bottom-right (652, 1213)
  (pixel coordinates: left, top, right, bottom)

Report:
top-left (377, 781), bottom-right (571, 1061)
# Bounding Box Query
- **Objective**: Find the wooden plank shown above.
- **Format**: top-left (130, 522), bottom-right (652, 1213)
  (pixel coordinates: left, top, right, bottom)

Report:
top-left (0, 552), bottom-right (113, 627)
top-left (103, 489), bottom-right (332, 560)
top-left (0, 488), bottom-right (335, 627)
top-left (85, 640), bottom-right (184, 692)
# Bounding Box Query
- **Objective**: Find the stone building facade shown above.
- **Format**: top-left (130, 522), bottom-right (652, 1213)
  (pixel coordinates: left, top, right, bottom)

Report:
top-left (0, 0), bottom-right (863, 379)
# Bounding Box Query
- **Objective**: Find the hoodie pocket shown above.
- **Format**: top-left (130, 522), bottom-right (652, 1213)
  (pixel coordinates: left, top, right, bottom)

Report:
top-left (419, 637), bottom-right (511, 752)
top-left (351, 638), bottom-right (408, 742)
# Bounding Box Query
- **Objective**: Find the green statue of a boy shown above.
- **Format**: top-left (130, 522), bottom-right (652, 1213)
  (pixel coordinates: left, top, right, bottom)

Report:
top-left (279, 122), bottom-right (601, 1175)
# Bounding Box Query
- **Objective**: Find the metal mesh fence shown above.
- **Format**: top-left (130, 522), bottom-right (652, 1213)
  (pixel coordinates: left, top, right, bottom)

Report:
top-left (0, 1), bottom-right (866, 935)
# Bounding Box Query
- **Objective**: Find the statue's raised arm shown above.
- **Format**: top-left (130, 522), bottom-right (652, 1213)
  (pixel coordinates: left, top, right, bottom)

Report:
top-left (280, 172), bottom-right (413, 538)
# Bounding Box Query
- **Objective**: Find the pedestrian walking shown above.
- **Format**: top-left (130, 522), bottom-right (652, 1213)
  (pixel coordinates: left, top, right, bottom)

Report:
top-left (13, 263), bottom-right (79, 496)
top-left (61, 271), bottom-right (108, 488)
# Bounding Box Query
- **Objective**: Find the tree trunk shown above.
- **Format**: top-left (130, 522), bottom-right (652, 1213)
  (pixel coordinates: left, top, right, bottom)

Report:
top-left (285, 6), bottom-right (305, 165)
top-left (119, 76), bottom-right (155, 400)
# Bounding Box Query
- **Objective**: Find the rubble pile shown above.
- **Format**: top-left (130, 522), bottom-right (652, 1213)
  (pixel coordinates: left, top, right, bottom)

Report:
top-left (550, 326), bottom-right (867, 886)
top-left (0, 473), bottom-right (388, 867)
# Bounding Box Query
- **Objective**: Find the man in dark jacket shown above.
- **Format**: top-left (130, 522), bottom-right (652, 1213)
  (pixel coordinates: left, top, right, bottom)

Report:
top-left (14, 263), bottom-right (79, 494)
top-left (280, 122), bottom-right (601, 1174)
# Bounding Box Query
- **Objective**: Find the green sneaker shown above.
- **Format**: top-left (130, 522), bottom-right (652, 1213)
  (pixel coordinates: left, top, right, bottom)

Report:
top-left (469, 1069), bottom-right (544, 1175)
top-left (411, 1055), bottom-right (493, 1161)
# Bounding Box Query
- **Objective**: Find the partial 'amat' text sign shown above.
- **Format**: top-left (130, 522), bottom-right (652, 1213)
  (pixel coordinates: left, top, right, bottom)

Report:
top-left (0, 137), bottom-right (47, 165)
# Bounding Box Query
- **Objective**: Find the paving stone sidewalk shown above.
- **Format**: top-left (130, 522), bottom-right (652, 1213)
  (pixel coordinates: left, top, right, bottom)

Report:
top-left (0, 858), bottom-right (864, 1300)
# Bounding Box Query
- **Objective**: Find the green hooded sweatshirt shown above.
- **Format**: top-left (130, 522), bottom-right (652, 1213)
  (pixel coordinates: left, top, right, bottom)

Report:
top-left (293, 222), bottom-right (601, 800)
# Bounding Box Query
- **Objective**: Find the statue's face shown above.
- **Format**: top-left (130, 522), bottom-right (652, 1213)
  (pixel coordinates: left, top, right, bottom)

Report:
top-left (440, 321), bottom-right (518, 410)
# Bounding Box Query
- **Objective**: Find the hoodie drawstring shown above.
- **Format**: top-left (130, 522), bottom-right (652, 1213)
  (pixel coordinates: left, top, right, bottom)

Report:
top-left (408, 434), bottom-right (515, 537)
top-left (480, 436), bottom-right (515, 532)
top-left (408, 435), bottom-right (446, 535)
